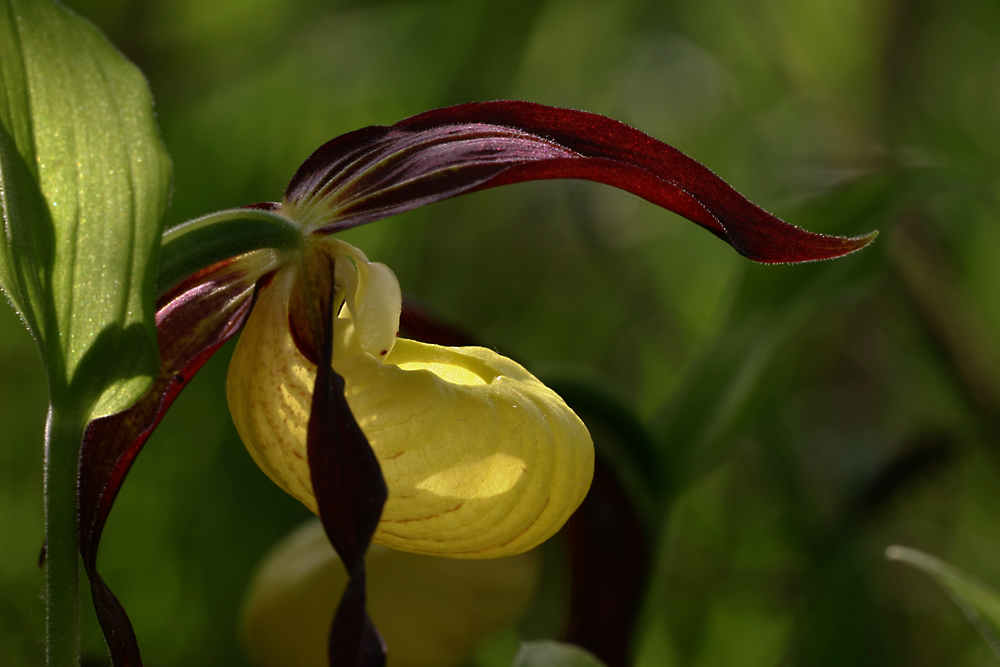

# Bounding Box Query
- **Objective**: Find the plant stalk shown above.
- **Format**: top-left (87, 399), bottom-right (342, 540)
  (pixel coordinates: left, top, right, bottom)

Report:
top-left (44, 405), bottom-right (82, 667)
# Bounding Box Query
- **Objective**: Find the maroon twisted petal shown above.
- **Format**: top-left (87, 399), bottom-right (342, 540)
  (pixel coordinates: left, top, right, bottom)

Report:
top-left (78, 256), bottom-right (270, 665)
top-left (300, 258), bottom-right (388, 667)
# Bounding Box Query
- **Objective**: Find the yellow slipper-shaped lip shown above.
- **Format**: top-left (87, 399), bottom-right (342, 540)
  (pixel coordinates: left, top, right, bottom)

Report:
top-left (227, 239), bottom-right (594, 558)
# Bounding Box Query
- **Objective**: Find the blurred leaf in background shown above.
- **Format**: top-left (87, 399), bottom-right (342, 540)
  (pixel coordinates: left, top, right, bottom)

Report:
top-left (887, 545), bottom-right (1000, 659)
top-left (2, 0), bottom-right (1000, 665)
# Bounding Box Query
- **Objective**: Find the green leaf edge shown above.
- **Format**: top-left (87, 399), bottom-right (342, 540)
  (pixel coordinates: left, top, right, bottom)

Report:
top-left (886, 545), bottom-right (1000, 658)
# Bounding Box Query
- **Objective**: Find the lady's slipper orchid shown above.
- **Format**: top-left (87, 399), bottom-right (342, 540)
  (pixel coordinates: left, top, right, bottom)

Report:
top-left (228, 239), bottom-right (593, 558)
top-left (76, 101), bottom-right (876, 667)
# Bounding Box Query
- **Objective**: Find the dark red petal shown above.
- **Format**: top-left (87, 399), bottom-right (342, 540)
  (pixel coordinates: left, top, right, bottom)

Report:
top-left (88, 572), bottom-right (141, 667)
top-left (78, 254), bottom-right (272, 665)
top-left (304, 258), bottom-right (388, 667)
top-left (287, 101), bottom-right (875, 263)
top-left (564, 459), bottom-right (649, 667)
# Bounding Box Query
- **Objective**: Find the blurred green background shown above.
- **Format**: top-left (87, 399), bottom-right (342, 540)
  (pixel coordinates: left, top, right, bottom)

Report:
top-left (3, 0), bottom-right (1000, 664)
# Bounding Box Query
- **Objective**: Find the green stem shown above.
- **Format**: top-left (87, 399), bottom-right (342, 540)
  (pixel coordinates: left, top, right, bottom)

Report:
top-left (44, 405), bottom-right (83, 667)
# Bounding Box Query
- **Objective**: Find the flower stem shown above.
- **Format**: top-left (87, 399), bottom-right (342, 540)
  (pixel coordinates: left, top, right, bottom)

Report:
top-left (44, 405), bottom-right (83, 667)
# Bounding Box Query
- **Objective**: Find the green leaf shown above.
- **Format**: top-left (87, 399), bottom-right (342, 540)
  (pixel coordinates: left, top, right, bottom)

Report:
top-left (886, 545), bottom-right (1000, 657)
top-left (0, 0), bottom-right (171, 420)
top-left (512, 641), bottom-right (608, 667)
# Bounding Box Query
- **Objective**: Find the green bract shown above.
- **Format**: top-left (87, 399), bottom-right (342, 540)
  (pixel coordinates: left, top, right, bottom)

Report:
top-left (157, 207), bottom-right (302, 296)
top-left (0, 0), bottom-right (171, 420)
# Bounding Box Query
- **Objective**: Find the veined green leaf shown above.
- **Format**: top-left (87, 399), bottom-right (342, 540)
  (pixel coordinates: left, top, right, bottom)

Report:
top-left (512, 641), bottom-right (608, 667)
top-left (886, 545), bottom-right (1000, 658)
top-left (0, 0), bottom-right (171, 420)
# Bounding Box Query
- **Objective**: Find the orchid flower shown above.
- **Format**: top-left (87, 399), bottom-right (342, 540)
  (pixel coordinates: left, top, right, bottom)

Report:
top-left (75, 101), bottom-right (876, 666)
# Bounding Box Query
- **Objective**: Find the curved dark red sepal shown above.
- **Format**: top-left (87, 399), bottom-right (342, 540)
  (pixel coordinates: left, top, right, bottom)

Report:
top-left (287, 101), bottom-right (875, 263)
top-left (78, 255), bottom-right (270, 665)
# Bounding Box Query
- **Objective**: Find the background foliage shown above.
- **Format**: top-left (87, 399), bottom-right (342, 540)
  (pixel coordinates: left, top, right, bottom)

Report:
top-left (2, 0), bottom-right (999, 665)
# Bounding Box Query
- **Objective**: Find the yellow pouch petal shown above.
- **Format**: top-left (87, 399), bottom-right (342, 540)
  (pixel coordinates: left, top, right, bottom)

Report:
top-left (241, 519), bottom-right (541, 667)
top-left (227, 241), bottom-right (594, 558)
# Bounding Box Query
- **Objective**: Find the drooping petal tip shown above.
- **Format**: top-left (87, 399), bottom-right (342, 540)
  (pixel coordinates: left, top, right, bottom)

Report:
top-left (734, 227), bottom-right (879, 265)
